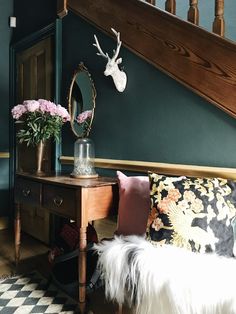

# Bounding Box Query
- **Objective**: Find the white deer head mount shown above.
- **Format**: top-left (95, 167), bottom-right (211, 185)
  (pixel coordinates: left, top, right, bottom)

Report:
top-left (93, 28), bottom-right (127, 93)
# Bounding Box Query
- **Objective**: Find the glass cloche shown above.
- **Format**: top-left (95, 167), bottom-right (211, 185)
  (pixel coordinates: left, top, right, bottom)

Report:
top-left (71, 137), bottom-right (98, 178)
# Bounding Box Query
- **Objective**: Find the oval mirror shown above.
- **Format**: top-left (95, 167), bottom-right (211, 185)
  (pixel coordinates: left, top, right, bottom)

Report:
top-left (68, 63), bottom-right (96, 138)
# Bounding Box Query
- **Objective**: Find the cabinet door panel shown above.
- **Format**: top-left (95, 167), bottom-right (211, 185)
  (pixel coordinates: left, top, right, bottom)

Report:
top-left (14, 178), bottom-right (41, 206)
top-left (43, 184), bottom-right (76, 219)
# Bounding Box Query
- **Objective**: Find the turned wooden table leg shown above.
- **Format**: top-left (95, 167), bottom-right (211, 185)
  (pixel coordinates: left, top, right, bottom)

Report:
top-left (78, 226), bottom-right (87, 313)
top-left (117, 303), bottom-right (123, 314)
top-left (14, 203), bottom-right (21, 266)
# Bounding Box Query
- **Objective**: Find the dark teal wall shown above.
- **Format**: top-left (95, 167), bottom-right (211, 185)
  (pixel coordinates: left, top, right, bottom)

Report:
top-left (0, 0), bottom-right (12, 149)
top-left (13, 0), bottom-right (57, 42)
top-left (0, 0), bottom-right (13, 216)
top-left (61, 12), bottom-right (236, 169)
top-left (9, 2), bottom-right (236, 172)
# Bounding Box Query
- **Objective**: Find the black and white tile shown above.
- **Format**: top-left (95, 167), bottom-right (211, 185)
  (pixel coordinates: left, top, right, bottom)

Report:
top-left (0, 272), bottom-right (78, 313)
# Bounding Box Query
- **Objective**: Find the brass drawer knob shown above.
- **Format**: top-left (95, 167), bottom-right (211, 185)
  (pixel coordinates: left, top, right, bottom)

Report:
top-left (22, 189), bottom-right (31, 197)
top-left (53, 196), bottom-right (63, 207)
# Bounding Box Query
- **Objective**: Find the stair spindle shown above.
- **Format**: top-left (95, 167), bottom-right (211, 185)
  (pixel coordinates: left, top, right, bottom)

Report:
top-left (165, 0), bottom-right (176, 15)
top-left (213, 0), bottom-right (225, 36)
top-left (187, 0), bottom-right (199, 25)
top-left (145, 0), bottom-right (156, 5)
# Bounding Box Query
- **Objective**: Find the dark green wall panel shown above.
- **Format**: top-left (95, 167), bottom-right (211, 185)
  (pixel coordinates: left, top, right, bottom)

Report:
top-left (13, 0), bottom-right (57, 42)
top-left (0, 0), bottom-right (13, 150)
top-left (61, 13), bottom-right (236, 168)
top-left (0, 0), bottom-right (12, 217)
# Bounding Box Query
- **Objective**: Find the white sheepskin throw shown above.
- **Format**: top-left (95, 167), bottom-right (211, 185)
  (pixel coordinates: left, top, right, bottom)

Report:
top-left (94, 235), bottom-right (236, 314)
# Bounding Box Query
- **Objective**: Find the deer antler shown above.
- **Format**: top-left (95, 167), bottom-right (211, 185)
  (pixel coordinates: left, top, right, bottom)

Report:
top-left (93, 28), bottom-right (127, 92)
top-left (93, 35), bottom-right (109, 59)
top-left (111, 28), bottom-right (122, 61)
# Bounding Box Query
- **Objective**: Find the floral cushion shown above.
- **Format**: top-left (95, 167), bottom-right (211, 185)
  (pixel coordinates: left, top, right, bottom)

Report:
top-left (147, 172), bottom-right (236, 256)
top-left (233, 217), bottom-right (236, 257)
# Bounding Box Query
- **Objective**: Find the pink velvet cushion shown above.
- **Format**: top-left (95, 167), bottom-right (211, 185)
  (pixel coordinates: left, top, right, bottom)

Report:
top-left (115, 171), bottom-right (150, 236)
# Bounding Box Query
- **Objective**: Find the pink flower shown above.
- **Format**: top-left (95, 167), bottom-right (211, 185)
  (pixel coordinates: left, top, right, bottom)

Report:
top-left (23, 100), bottom-right (40, 112)
top-left (56, 105), bottom-right (70, 122)
top-left (168, 189), bottom-right (181, 202)
top-left (147, 207), bottom-right (158, 228)
top-left (11, 98), bottom-right (70, 145)
top-left (11, 104), bottom-right (27, 119)
top-left (38, 99), bottom-right (58, 115)
top-left (76, 110), bottom-right (93, 124)
top-left (152, 217), bottom-right (164, 231)
top-left (158, 197), bottom-right (171, 213)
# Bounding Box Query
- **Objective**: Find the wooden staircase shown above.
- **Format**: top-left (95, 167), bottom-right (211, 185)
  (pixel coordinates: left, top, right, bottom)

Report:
top-left (57, 0), bottom-right (236, 119)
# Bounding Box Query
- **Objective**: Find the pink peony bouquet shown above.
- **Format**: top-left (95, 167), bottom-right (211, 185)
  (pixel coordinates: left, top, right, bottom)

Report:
top-left (12, 99), bottom-right (70, 146)
top-left (76, 110), bottom-right (93, 137)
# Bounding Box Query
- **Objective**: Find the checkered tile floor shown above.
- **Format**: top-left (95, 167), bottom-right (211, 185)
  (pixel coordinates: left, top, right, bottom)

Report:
top-left (0, 272), bottom-right (78, 313)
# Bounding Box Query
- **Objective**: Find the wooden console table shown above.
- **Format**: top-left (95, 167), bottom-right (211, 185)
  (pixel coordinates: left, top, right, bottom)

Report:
top-left (14, 172), bottom-right (118, 313)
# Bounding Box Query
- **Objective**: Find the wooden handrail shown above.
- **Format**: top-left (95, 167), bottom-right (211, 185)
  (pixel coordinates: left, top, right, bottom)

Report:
top-left (187, 0), bottom-right (199, 25)
top-left (213, 0), bottom-right (225, 36)
top-left (165, 0), bottom-right (176, 15)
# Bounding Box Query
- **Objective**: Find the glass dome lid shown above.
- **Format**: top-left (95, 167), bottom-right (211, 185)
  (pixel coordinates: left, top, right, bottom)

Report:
top-left (71, 137), bottom-right (98, 178)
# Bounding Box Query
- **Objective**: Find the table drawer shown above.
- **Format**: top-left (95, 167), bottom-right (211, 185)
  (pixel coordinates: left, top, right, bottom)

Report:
top-left (15, 178), bottom-right (41, 206)
top-left (42, 184), bottom-right (76, 218)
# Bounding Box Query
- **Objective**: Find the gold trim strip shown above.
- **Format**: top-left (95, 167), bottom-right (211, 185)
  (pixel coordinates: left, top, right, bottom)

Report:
top-left (0, 217), bottom-right (9, 230)
top-left (59, 156), bottom-right (236, 180)
top-left (0, 152), bottom-right (10, 159)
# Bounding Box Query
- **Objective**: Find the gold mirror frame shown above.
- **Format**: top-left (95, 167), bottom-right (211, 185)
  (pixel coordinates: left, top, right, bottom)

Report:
top-left (68, 62), bottom-right (96, 138)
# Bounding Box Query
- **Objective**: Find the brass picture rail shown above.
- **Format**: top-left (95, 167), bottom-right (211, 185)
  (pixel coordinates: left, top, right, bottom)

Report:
top-left (0, 152), bottom-right (10, 159)
top-left (60, 156), bottom-right (236, 180)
